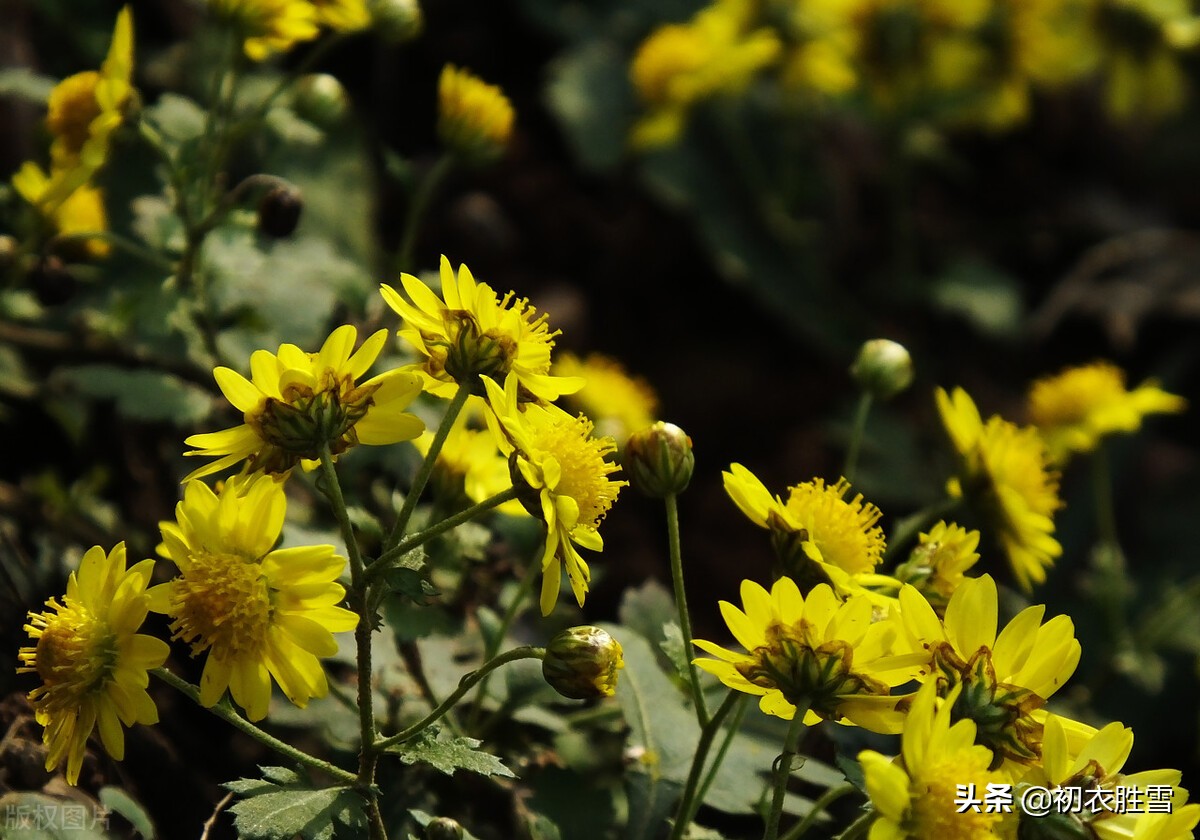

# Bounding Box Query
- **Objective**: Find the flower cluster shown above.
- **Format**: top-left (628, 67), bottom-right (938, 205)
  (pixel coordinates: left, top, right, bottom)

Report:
top-left (208, 0), bottom-right (375, 60)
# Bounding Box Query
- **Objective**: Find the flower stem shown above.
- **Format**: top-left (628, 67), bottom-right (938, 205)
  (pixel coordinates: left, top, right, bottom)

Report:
top-left (843, 392), bottom-right (873, 483)
top-left (374, 646), bottom-right (545, 750)
top-left (778, 784), bottom-right (859, 840)
top-left (666, 493), bottom-right (708, 727)
top-left (47, 231), bottom-right (176, 273)
top-left (384, 386), bottom-right (470, 552)
top-left (368, 487), bottom-right (518, 583)
top-left (764, 704), bottom-right (810, 840)
top-left (152, 667), bottom-right (357, 785)
top-left (466, 557), bottom-right (540, 730)
top-left (691, 694), bottom-right (749, 822)
top-left (395, 154), bottom-right (455, 276)
top-left (668, 690), bottom-right (743, 840)
top-left (836, 811), bottom-right (875, 840)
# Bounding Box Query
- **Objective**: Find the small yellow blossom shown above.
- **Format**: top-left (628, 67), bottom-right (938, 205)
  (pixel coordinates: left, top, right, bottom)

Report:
top-left (482, 373), bottom-right (626, 616)
top-left (723, 463), bottom-right (886, 587)
top-left (380, 256), bottom-right (583, 402)
top-left (312, 0), bottom-right (371, 31)
top-left (860, 681), bottom-right (1003, 840)
top-left (437, 64), bottom-right (514, 162)
top-left (937, 387), bottom-right (1062, 592)
top-left (183, 325), bottom-right (424, 480)
top-left (630, 0), bottom-right (781, 148)
top-left (1027, 361), bottom-right (1186, 462)
top-left (149, 476), bottom-right (358, 721)
top-left (774, 0), bottom-right (860, 98)
top-left (552, 352), bottom-right (659, 444)
top-left (12, 170), bottom-right (111, 259)
top-left (209, 0), bottom-right (320, 61)
top-left (18, 543), bottom-right (168, 785)
top-left (900, 574), bottom-right (1080, 773)
top-left (693, 577), bottom-right (924, 731)
top-left (892, 521), bottom-right (981, 612)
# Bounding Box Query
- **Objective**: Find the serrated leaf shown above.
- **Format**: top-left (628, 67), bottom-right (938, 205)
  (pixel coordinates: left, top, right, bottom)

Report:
top-left (224, 771), bottom-right (363, 840)
top-left (386, 726), bottom-right (516, 779)
top-left (99, 786), bottom-right (155, 838)
top-left (52, 364), bottom-right (212, 425)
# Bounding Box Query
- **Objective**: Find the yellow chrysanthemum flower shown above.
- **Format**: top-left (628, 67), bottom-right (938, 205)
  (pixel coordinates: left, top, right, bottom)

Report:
top-left (899, 574), bottom-right (1081, 772)
top-left (209, 0), bottom-right (320, 61)
top-left (860, 681), bottom-right (1003, 840)
top-left (149, 476), bottom-right (358, 721)
top-left (892, 521), bottom-right (981, 612)
top-left (629, 0), bottom-right (781, 148)
top-left (1027, 361), bottom-right (1187, 463)
top-left (18, 543), bottom-right (168, 785)
top-left (693, 577), bottom-right (923, 731)
top-left (413, 397), bottom-right (526, 517)
top-left (437, 64), bottom-right (514, 163)
top-left (723, 463), bottom-right (886, 587)
top-left (551, 352), bottom-right (659, 444)
top-left (12, 171), bottom-right (111, 259)
top-left (771, 0), bottom-right (860, 98)
top-left (936, 387), bottom-right (1062, 592)
top-left (380, 256), bottom-right (583, 403)
top-left (1017, 715), bottom-right (1200, 840)
top-left (183, 325), bottom-right (424, 481)
top-left (481, 373), bottom-right (626, 616)
top-left (312, 0), bottom-right (371, 31)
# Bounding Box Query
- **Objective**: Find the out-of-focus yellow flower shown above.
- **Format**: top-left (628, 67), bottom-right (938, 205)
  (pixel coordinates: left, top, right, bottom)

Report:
top-left (1086, 0), bottom-right (1200, 121)
top-left (437, 64), bottom-right (514, 163)
top-left (184, 325), bottom-right (424, 480)
top-left (770, 0), bottom-right (860, 98)
top-left (19, 543), bottom-right (167, 785)
top-left (482, 373), bottom-right (626, 616)
top-left (860, 681), bottom-right (1003, 840)
top-left (312, 0), bottom-right (371, 31)
top-left (1027, 361), bottom-right (1186, 463)
top-left (380, 256), bottom-right (583, 403)
top-left (892, 520), bottom-right (980, 612)
top-left (900, 574), bottom-right (1081, 774)
top-left (209, 0), bottom-right (320, 61)
top-left (630, 0), bottom-right (781, 149)
top-left (552, 352), bottom-right (658, 444)
top-left (12, 170), bottom-right (111, 259)
top-left (693, 577), bottom-right (923, 731)
top-left (149, 476), bottom-right (358, 721)
top-left (936, 387), bottom-right (1062, 592)
top-left (1016, 716), bottom-right (1200, 839)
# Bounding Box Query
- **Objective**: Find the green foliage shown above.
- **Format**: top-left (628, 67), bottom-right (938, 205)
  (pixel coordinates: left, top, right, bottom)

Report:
top-left (224, 768), bottom-right (366, 840)
top-left (51, 364), bottom-right (212, 425)
top-left (384, 726), bottom-right (516, 779)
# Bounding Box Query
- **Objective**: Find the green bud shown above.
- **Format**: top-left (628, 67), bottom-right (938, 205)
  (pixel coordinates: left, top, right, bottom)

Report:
top-left (543, 626), bottom-right (624, 700)
top-left (292, 73), bottom-right (350, 127)
top-left (370, 0), bottom-right (422, 44)
top-left (850, 339), bottom-right (913, 400)
top-left (623, 422), bottom-right (694, 498)
top-left (425, 817), bottom-right (464, 840)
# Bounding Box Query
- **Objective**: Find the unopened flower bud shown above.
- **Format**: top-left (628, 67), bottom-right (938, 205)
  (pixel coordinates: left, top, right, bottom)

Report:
top-left (292, 73), bottom-right (349, 127)
top-left (425, 817), bottom-right (464, 840)
top-left (258, 185), bottom-right (303, 238)
top-left (437, 64), bottom-right (514, 165)
top-left (543, 626), bottom-right (624, 700)
top-left (30, 255), bottom-right (77, 307)
top-left (623, 422), bottom-right (694, 498)
top-left (850, 339), bottom-right (913, 400)
top-left (370, 0), bottom-right (423, 43)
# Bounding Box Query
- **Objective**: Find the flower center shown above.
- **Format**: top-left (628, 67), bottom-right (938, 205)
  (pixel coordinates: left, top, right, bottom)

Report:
top-left (438, 312), bottom-right (518, 392)
top-left (908, 752), bottom-right (1002, 840)
top-left (29, 601), bottom-right (117, 707)
top-left (249, 369), bottom-right (378, 467)
top-left (168, 551), bottom-right (272, 659)
top-left (737, 622), bottom-right (889, 718)
top-left (530, 415), bottom-right (623, 527)
top-left (46, 72), bottom-right (102, 157)
top-left (784, 478), bottom-right (886, 575)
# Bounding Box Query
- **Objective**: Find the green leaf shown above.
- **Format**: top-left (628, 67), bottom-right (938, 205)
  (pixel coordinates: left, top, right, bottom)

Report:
top-left (52, 364), bottom-right (213, 425)
top-left (0, 67), bottom-right (56, 103)
top-left (224, 769), bottom-right (364, 840)
top-left (931, 259), bottom-right (1023, 339)
top-left (545, 41), bottom-right (633, 172)
top-left (660, 621), bottom-right (690, 685)
top-left (130, 195), bottom-right (185, 253)
top-left (0, 791), bottom-right (111, 839)
top-left (385, 726), bottom-right (516, 779)
top-left (142, 93), bottom-right (208, 145)
top-left (618, 580), bottom-right (678, 645)
top-left (528, 767), bottom-right (617, 840)
top-left (98, 787), bottom-right (155, 838)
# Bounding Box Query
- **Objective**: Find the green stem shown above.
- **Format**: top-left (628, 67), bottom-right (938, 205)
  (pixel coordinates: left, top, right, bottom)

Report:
top-left (837, 811), bottom-right (875, 840)
top-left (368, 487), bottom-right (518, 583)
top-left (843, 393), bottom-right (873, 483)
top-left (394, 154), bottom-right (455, 275)
top-left (764, 705), bottom-right (810, 840)
top-left (152, 667), bottom-right (356, 785)
top-left (779, 784), bottom-right (859, 840)
top-left (47, 231), bottom-right (176, 273)
top-left (691, 694), bottom-right (749, 823)
top-left (384, 386), bottom-right (470, 552)
top-left (466, 558), bottom-right (540, 730)
top-left (666, 493), bottom-right (708, 727)
top-left (881, 496), bottom-right (962, 565)
top-left (668, 691), bottom-right (743, 840)
top-left (1092, 444), bottom-right (1121, 552)
top-left (375, 646), bottom-right (545, 751)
